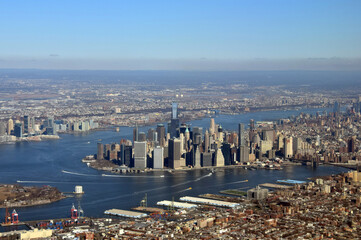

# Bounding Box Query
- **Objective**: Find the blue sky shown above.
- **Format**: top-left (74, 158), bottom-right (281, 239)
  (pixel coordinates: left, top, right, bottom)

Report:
top-left (1, 0), bottom-right (361, 70)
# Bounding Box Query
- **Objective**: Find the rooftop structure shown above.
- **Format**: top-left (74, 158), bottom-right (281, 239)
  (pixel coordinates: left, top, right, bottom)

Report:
top-left (180, 196), bottom-right (240, 208)
top-left (157, 200), bottom-right (198, 209)
top-left (104, 209), bottom-right (148, 219)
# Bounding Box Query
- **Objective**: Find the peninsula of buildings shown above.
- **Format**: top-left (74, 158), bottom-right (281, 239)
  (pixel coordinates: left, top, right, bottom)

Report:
top-left (85, 98), bottom-right (361, 172)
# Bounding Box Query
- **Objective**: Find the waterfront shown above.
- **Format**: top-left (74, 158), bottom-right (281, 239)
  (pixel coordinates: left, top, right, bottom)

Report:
top-left (0, 107), bottom-right (347, 221)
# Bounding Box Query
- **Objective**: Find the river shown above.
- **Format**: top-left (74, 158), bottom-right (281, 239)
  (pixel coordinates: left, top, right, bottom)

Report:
top-left (0, 107), bottom-right (347, 221)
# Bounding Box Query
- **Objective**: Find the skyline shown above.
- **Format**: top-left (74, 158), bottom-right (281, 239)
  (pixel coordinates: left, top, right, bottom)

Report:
top-left (1, 0), bottom-right (361, 70)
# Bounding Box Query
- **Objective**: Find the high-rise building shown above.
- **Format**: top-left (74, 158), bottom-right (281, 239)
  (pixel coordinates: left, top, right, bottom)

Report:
top-left (348, 136), bottom-right (356, 153)
top-left (238, 123), bottom-right (245, 147)
top-left (153, 146), bottom-right (164, 169)
top-left (7, 119), bottom-right (14, 135)
top-left (169, 103), bottom-right (179, 138)
top-left (333, 101), bottom-right (340, 114)
top-left (214, 148), bottom-right (225, 167)
top-left (138, 132), bottom-right (146, 142)
top-left (23, 115), bottom-right (29, 134)
top-left (204, 130), bottom-right (209, 152)
top-left (124, 145), bottom-right (133, 167)
top-left (284, 137), bottom-right (293, 158)
top-left (192, 127), bottom-right (202, 145)
top-left (172, 102), bottom-right (178, 119)
top-left (238, 123), bottom-right (249, 163)
top-left (0, 122), bottom-right (6, 136)
top-left (134, 141), bottom-right (147, 168)
top-left (14, 123), bottom-right (23, 138)
top-left (193, 145), bottom-right (201, 168)
top-left (133, 124), bottom-right (139, 143)
top-left (97, 143), bottom-right (104, 160)
top-left (156, 124), bottom-right (166, 147)
top-left (222, 143), bottom-right (231, 165)
top-left (209, 118), bottom-right (215, 135)
top-left (168, 138), bottom-right (181, 169)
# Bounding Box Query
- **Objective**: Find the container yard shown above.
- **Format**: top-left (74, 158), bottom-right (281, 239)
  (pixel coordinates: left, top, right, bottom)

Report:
top-left (180, 196), bottom-right (240, 208)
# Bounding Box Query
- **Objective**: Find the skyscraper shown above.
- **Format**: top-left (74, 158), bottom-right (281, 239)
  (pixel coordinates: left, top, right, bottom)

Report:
top-left (238, 123), bottom-right (245, 147)
top-left (168, 138), bottom-right (181, 169)
top-left (14, 123), bottom-right (23, 138)
top-left (238, 123), bottom-right (249, 163)
top-left (209, 118), bottom-right (215, 135)
top-left (204, 130), bottom-right (209, 152)
top-left (172, 102), bottom-right (178, 119)
top-left (156, 124), bottom-right (166, 147)
top-left (193, 145), bottom-right (201, 168)
top-left (153, 146), bottom-right (164, 169)
top-left (169, 102), bottom-right (179, 138)
top-left (97, 143), bottom-right (104, 160)
top-left (23, 115), bottom-right (29, 134)
top-left (134, 141), bottom-right (147, 168)
top-left (133, 124), bottom-right (139, 143)
top-left (7, 119), bottom-right (13, 135)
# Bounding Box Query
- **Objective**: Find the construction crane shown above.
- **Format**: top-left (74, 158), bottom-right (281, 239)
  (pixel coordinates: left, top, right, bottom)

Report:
top-left (140, 193), bottom-right (147, 208)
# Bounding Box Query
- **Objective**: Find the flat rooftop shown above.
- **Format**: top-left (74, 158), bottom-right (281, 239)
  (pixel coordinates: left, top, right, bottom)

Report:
top-left (180, 196), bottom-right (240, 208)
top-left (157, 200), bottom-right (198, 209)
top-left (104, 209), bottom-right (148, 218)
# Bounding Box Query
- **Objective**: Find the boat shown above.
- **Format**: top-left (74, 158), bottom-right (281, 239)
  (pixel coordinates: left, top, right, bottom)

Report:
top-left (159, 175), bottom-right (165, 178)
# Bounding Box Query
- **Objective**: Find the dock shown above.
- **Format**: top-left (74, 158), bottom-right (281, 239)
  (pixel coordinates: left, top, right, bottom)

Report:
top-left (104, 209), bottom-right (148, 218)
top-left (131, 206), bottom-right (165, 213)
top-left (259, 183), bottom-right (292, 189)
top-left (180, 196), bottom-right (240, 208)
top-left (157, 200), bottom-right (198, 209)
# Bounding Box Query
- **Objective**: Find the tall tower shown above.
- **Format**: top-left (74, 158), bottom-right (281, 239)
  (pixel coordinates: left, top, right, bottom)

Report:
top-left (134, 141), bottom-right (147, 168)
top-left (169, 102), bottom-right (179, 138)
top-left (238, 123), bottom-right (249, 163)
top-left (133, 123), bottom-right (139, 143)
top-left (97, 143), bottom-right (104, 160)
top-left (172, 102), bottom-right (178, 119)
top-left (23, 116), bottom-right (29, 134)
top-left (238, 123), bottom-right (245, 147)
top-left (168, 138), bottom-right (181, 169)
top-left (153, 146), bottom-right (164, 169)
top-left (7, 119), bottom-right (14, 135)
top-left (204, 130), bottom-right (209, 152)
top-left (156, 124), bottom-right (166, 147)
top-left (209, 118), bottom-right (215, 135)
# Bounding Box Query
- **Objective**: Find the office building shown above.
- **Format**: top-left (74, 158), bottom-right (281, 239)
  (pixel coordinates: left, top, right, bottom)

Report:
top-left (153, 146), bottom-right (164, 169)
top-left (24, 115), bottom-right (29, 133)
top-left (97, 143), bottom-right (104, 160)
top-left (168, 138), bottom-right (181, 169)
top-left (14, 123), bottom-right (23, 138)
top-left (169, 102), bottom-right (179, 138)
top-left (193, 145), bottom-right (201, 168)
top-left (7, 119), bottom-right (13, 135)
top-left (133, 124), bottom-right (139, 143)
top-left (156, 124), bottom-right (166, 147)
top-left (134, 141), bottom-right (147, 168)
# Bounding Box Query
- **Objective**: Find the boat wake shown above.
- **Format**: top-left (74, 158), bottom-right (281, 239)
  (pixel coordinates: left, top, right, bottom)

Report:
top-left (101, 174), bottom-right (166, 178)
top-left (17, 180), bottom-right (63, 184)
top-left (194, 172), bottom-right (212, 181)
top-left (61, 170), bottom-right (98, 176)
